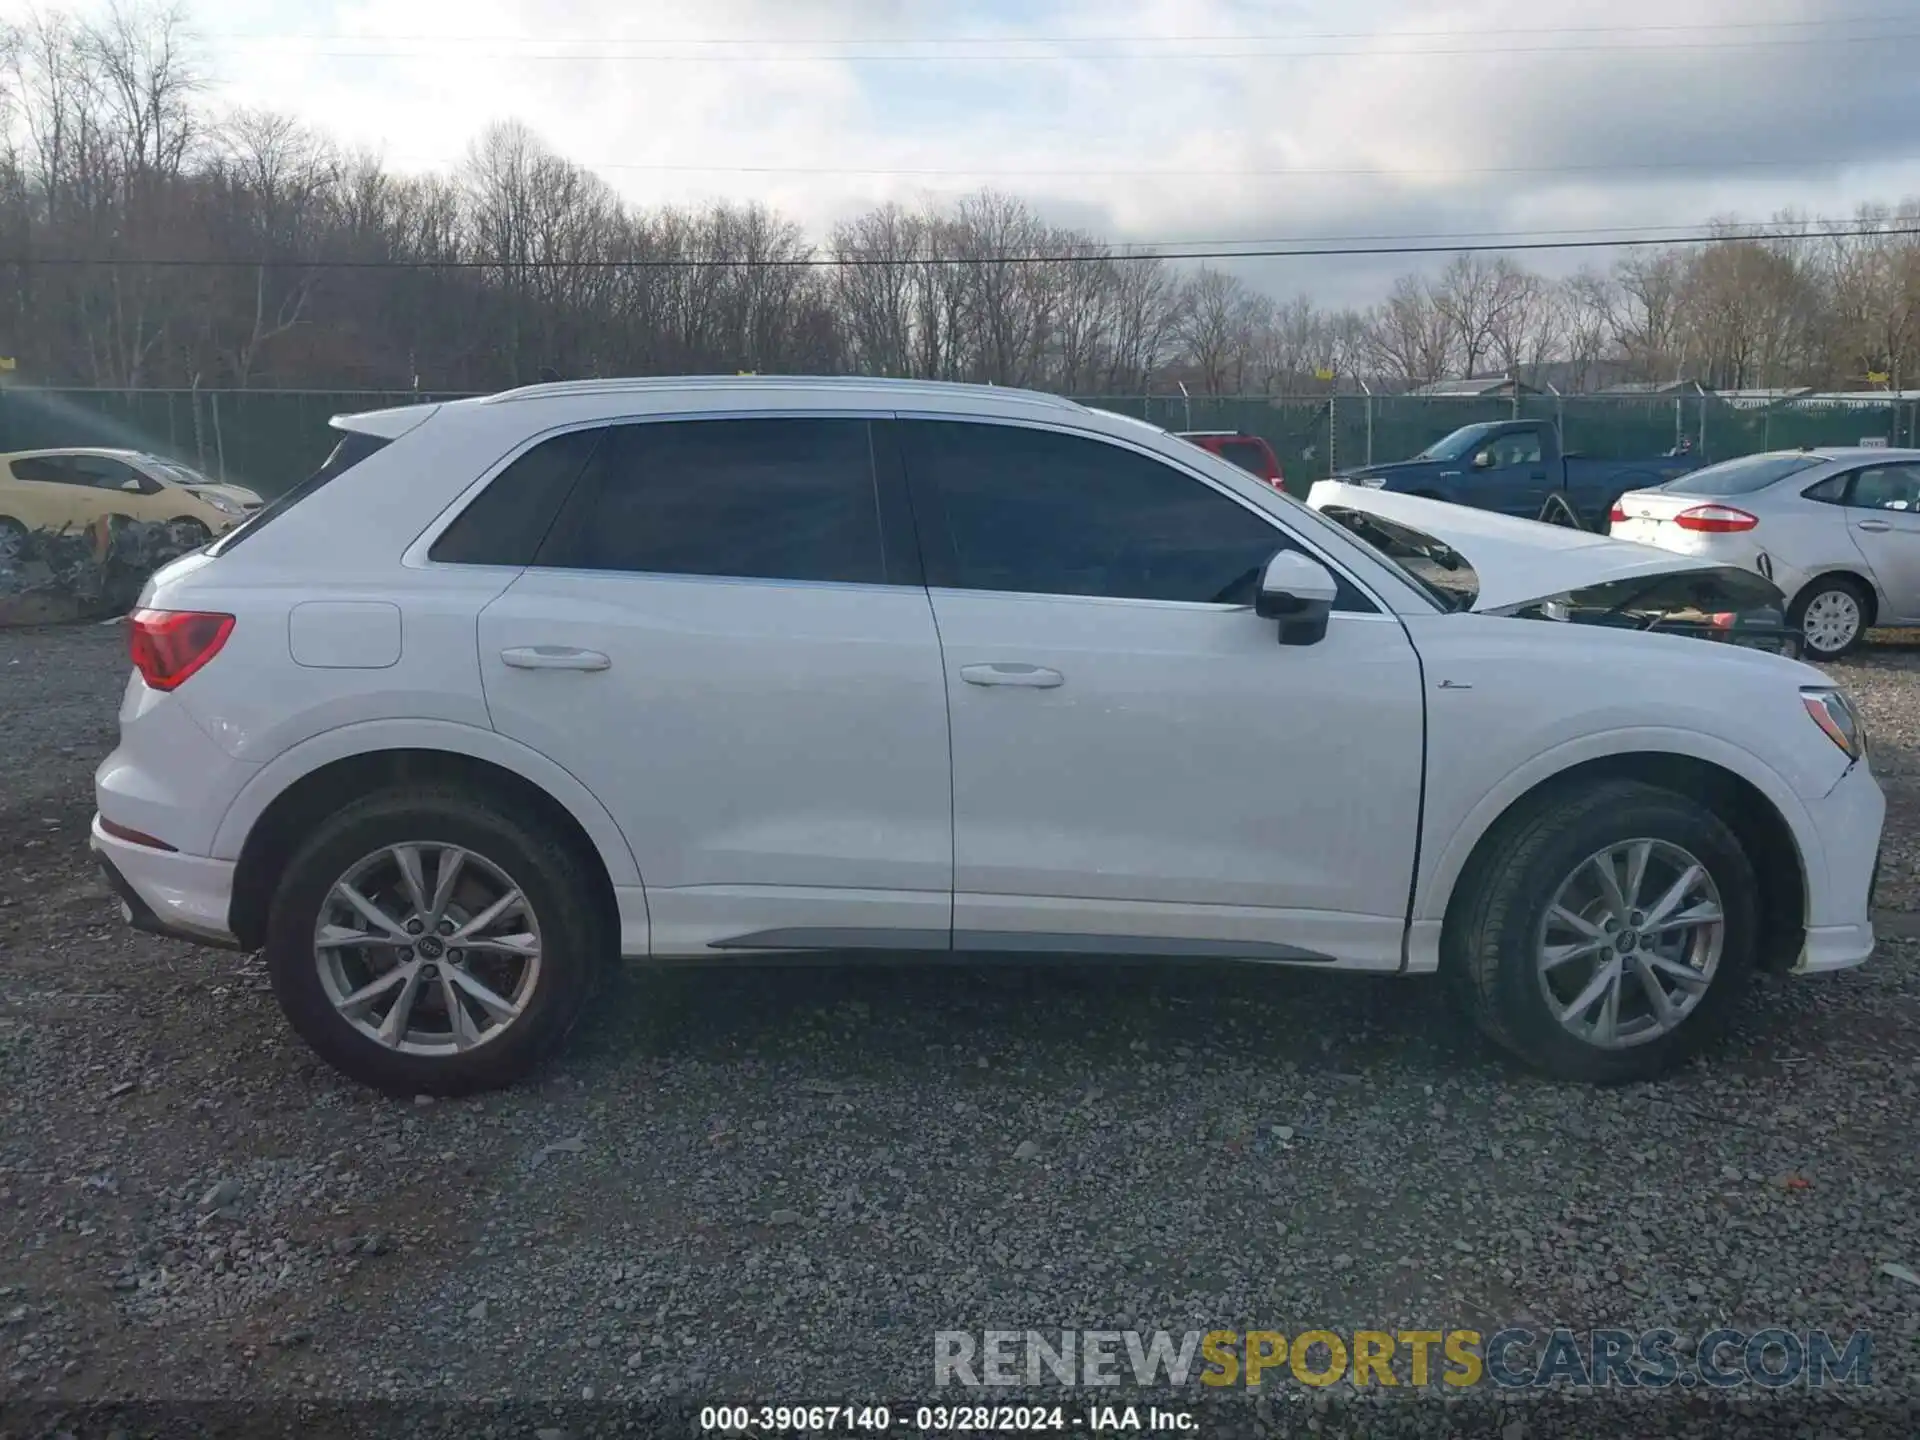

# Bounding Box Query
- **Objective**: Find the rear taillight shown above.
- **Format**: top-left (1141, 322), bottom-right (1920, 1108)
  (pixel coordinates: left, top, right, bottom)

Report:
top-left (1609, 501), bottom-right (1628, 525)
top-left (1673, 504), bottom-right (1758, 534)
top-left (128, 609), bottom-right (234, 691)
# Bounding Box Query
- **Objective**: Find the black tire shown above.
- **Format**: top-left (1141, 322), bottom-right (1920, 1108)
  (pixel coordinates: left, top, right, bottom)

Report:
top-left (1789, 576), bottom-right (1871, 660)
top-left (1445, 779), bottom-right (1757, 1084)
top-left (263, 787), bottom-right (606, 1096)
top-left (168, 516), bottom-right (211, 547)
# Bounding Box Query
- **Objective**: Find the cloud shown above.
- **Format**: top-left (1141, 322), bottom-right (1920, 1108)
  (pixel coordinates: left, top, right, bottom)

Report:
top-left (16, 0), bottom-right (1920, 304)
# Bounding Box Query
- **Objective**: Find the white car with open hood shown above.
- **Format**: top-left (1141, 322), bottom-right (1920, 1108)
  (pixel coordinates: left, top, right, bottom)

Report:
top-left (88, 380), bottom-right (1883, 1095)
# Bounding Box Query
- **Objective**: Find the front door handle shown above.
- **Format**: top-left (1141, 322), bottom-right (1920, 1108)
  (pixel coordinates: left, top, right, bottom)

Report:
top-left (960, 663), bottom-right (1064, 689)
top-left (1856, 519), bottom-right (1893, 533)
top-left (500, 645), bottom-right (611, 671)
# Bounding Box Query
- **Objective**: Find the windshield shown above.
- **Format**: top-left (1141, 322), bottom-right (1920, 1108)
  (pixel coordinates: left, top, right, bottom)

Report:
top-left (1657, 452), bottom-right (1825, 497)
top-left (146, 458), bottom-right (210, 488)
top-left (1412, 423), bottom-right (1499, 462)
top-left (1312, 507), bottom-right (1476, 610)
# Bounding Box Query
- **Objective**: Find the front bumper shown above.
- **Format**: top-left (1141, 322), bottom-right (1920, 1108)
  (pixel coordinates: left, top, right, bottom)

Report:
top-left (1792, 761), bottom-right (1884, 975)
top-left (90, 813), bottom-right (244, 950)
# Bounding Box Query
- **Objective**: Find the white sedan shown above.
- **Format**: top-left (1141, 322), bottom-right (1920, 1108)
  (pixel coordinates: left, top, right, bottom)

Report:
top-left (1609, 448), bottom-right (1920, 658)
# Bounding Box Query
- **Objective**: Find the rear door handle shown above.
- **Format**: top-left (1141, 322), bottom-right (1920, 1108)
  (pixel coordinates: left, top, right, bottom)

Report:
top-left (1856, 520), bottom-right (1893, 533)
top-left (960, 663), bottom-right (1064, 689)
top-left (500, 645), bottom-right (611, 671)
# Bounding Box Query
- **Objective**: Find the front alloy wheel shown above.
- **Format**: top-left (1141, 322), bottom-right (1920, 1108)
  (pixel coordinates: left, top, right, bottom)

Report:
top-left (1536, 839), bottom-right (1723, 1049)
top-left (1447, 778), bottom-right (1756, 1083)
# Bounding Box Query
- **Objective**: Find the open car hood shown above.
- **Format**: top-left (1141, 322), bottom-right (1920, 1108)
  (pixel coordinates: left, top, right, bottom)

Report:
top-left (1306, 481), bottom-right (1737, 614)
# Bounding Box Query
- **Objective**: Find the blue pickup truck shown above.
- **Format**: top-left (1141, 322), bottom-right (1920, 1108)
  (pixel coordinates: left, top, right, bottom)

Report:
top-left (1335, 419), bottom-right (1702, 530)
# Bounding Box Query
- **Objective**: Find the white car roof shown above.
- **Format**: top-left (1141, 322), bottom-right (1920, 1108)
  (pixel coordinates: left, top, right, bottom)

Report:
top-left (332, 375), bottom-right (1090, 439)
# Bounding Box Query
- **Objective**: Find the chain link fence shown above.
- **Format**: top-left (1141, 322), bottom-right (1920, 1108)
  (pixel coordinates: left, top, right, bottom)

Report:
top-left (2, 386), bottom-right (1917, 499)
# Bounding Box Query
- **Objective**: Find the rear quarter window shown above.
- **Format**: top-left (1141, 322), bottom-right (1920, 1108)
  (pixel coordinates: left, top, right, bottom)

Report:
top-left (429, 428), bottom-right (602, 566)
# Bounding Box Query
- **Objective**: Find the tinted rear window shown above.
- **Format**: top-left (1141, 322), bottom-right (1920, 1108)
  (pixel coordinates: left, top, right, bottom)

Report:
top-left (533, 418), bottom-right (888, 584)
top-left (1658, 453), bottom-right (1825, 497)
top-left (1217, 439), bottom-right (1271, 476)
top-left (206, 430), bottom-right (391, 556)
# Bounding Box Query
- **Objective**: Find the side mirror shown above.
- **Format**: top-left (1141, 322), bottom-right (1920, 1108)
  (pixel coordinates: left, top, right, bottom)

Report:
top-left (1471, 450), bottom-right (1494, 470)
top-left (1254, 550), bottom-right (1337, 646)
top-left (121, 477), bottom-right (143, 492)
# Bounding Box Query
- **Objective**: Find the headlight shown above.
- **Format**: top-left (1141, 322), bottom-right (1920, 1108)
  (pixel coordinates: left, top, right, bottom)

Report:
top-left (201, 493), bottom-right (241, 515)
top-left (1802, 687), bottom-right (1866, 761)
top-left (1352, 474), bottom-right (1386, 489)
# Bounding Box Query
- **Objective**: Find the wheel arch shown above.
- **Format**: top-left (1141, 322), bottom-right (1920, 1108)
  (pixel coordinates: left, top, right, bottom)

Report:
top-left (1788, 569), bottom-right (1880, 627)
top-left (1424, 745), bottom-right (1809, 977)
top-left (216, 721), bottom-right (641, 952)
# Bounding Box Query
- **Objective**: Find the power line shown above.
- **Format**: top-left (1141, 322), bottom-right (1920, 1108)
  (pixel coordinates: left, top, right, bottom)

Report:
top-left (386, 154), bottom-right (1920, 180)
top-left (209, 33), bottom-right (1920, 61)
top-left (203, 14), bottom-right (1918, 45)
top-left (8, 222), bottom-right (1915, 271)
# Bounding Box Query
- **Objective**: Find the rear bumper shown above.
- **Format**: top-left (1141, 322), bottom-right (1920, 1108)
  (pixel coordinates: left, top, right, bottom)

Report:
top-left (89, 813), bottom-right (244, 950)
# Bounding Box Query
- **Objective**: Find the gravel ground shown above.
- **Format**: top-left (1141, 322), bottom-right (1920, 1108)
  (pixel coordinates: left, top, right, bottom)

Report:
top-left (1, 622), bottom-right (1917, 1438)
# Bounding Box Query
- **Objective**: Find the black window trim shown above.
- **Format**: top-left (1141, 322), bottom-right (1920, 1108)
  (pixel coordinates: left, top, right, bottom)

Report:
top-left (408, 409), bottom-right (924, 588)
top-left (888, 410), bottom-right (1387, 616)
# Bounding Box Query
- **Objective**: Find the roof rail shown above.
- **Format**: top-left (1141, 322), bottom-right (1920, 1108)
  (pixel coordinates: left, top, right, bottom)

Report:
top-left (479, 374), bottom-right (1084, 411)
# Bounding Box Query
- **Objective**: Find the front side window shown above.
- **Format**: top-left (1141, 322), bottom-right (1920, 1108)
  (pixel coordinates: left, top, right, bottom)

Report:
top-left (534, 418), bottom-right (888, 585)
top-left (899, 419), bottom-right (1368, 609)
top-left (1478, 434), bottom-right (1542, 468)
top-left (63, 455), bottom-right (142, 490)
top-left (1414, 424), bottom-right (1497, 462)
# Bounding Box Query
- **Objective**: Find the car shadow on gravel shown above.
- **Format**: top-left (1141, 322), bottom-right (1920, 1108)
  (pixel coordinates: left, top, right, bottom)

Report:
top-left (570, 954), bottom-right (1497, 1082)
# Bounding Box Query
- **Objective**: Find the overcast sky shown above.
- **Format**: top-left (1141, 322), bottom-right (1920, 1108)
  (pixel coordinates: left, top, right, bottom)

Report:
top-left (10, 0), bottom-right (1920, 305)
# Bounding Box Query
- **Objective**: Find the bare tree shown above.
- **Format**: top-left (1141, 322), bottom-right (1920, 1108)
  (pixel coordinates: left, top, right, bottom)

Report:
top-left (1362, 275), bottom-right (1453, 387)
top-left (1608, 249), bottom-right (1690, 382)
top-left (1430, 253), bottom-right (1534, 378)
top-left (0, 3), bottom-right (1918, 400)
top-left (1178, 266), bottom-right (1262, 393)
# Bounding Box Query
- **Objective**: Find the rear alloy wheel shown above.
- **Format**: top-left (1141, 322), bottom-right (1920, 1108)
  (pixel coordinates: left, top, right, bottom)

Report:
top-left (1448, 779), bottom-right (1756, 1083)
top-left (314, 843), bottom-right (543, 1058)
top-left (0, 517), bottom-right (27, 564)
top-left (265, 789), bottom-right (604, 1095)
top-left (1792, 578), bottom-right (1869, 659)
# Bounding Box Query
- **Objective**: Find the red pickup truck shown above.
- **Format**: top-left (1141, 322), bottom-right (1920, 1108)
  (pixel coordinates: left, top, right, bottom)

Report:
top-left (1177, 430), bottom-right (1285, 492)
